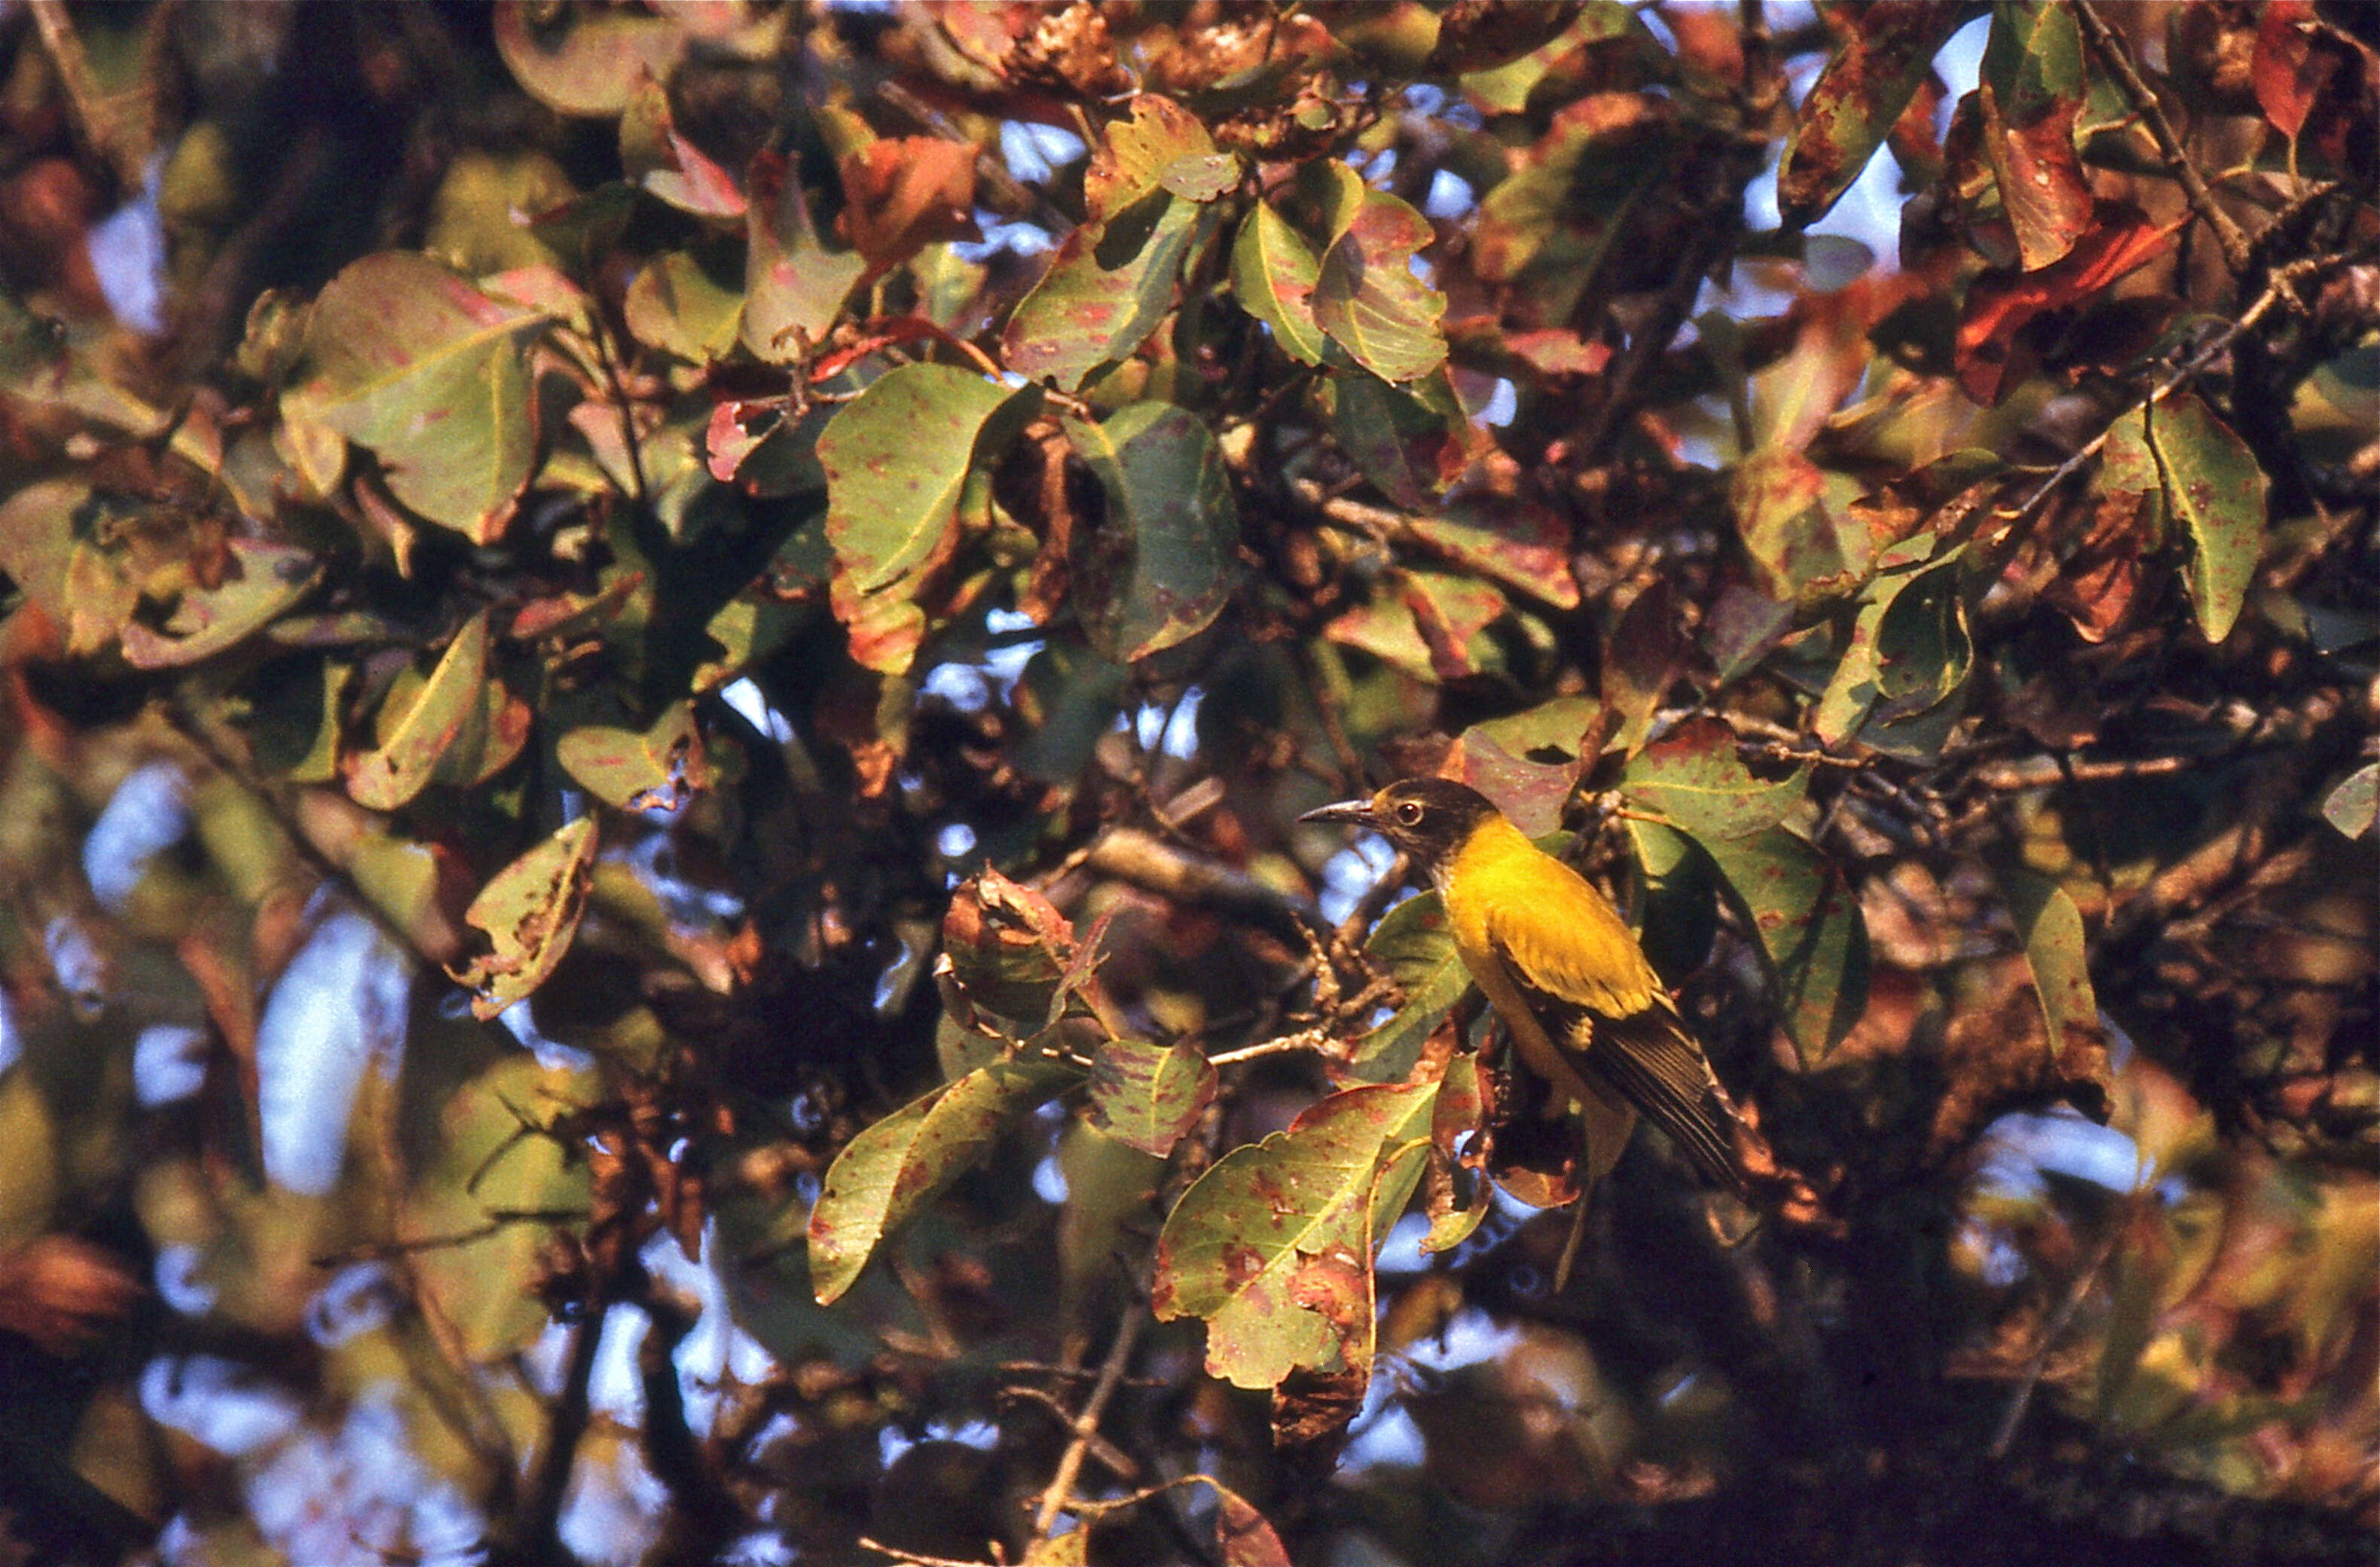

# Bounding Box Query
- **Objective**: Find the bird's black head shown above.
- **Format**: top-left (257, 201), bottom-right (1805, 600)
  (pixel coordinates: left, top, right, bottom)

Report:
top-left (1300, 777), bottom-right (1500, 872)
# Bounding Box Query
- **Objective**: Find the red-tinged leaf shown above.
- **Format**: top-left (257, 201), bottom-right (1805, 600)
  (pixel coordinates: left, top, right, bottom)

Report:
top-left (287, 254), bottom-right (551, 542)
top-left (493, 0), bottom-right (687, 118)
top-left (1230, 203), bottom-right (1326, 366)
top-left (1979, 0), bottom-right (2090, 273)
top-left (344, 612), bottom-right (491, 811)
top-left (431, 677), bottom-right (533, 791)
top-left (509, 571), bottom-right (646, 643)
top-left (1602, 577), bottom-right (1682, 755)
top-left (1151, 1081), bottom-right (1437, 1388)
top-left (941, 867), bottom-right (1079, 1031)
top-left (829, 567), bottom-right (927, 677)
top-left (2253, 2), bottom-right (2329, 141)
top-left (619, 72), bottom-right (744, 218)
top-left (556, 701), bottom-right (710, 813)
top-left (1619, 716), bottom-right (1805, 844)
top-left (2146, 393), bottom-right (2266, 645)
top-left (1955, 204), bottom-right (2180, 404)
top-left (1086, 1040), bottom-right (1217, 1157)
top-left (1472, 93), bottom-right (1677, 283)
top-left (1502, 328), bottom-right (1612, 379)
top-left (807, 1058), bottom-right (1084, 1305)
top-left (1779, 0), bottom-right (1966, 226)
top-left (837, 138), bottom-right (980, 276)
top-left (118, 539), bottom-right (319, 669)
top-left (1313, 186), bottom-right (1448, 383)
top-left (1333, 368), bottom-right (1474, 510)
top-left (2045, 488), bottom-right (2152, 643)
top-left (1209, 1484), bottom-right (1292, 1567)
top-left (1733, 448), bottom-right (1860, 603)
top-left (1004, 191), bottom-right (1209, 391)
top-left (1324, 569), bottom-right (1506, 684)
top-left (1406, 496), bottom-right (1578, 609)
top-left (2322, 764), bottom-right (2378, 840)
top-left (1443, 729), bottom-right (1578, 838)
top-left (741, 150), bottom-right (865, 364)
top-left (448, 816), bottom-right (599, 1020)
top-left (1063, 402), bottom-right (1242, 662)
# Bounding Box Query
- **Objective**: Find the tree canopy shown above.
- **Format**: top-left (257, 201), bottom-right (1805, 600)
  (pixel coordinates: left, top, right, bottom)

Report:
top-left (0, 3), bottom-right (2372, 1565)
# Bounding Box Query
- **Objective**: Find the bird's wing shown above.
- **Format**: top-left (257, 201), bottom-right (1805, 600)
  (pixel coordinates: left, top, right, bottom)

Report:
top-left (1486, 926), bottom-right (1746, 1196)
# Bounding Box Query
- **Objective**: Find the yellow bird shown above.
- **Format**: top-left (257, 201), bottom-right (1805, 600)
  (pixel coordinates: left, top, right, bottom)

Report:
top-left (1304, 778), bottom-right (1746, 1201)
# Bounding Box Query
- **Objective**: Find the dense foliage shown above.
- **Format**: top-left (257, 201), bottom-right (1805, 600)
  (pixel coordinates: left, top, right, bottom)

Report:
top-left (0, 2), bottom-right (2372, 1565)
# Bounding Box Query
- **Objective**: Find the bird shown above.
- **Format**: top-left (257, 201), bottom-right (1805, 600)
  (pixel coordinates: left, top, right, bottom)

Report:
top-left (1303, 778), bottom-right (1748, 1214)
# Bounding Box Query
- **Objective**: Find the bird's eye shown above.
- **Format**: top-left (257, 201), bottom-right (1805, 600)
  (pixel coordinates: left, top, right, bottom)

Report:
top-left (1395, 800), bottom-right (1425, 826)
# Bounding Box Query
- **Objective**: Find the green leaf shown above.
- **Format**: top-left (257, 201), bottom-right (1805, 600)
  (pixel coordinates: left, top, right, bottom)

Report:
top-left (741, 151), bottom-right (865, 363)
top-left (1230, 204), bottom-right (1327, 366)
top-left (1331, 368), bottom-right (1471, 510)
top-left (344, 611), bottom-right (492, 811)
top-left (1734, 449), bottom-right (1862, 604)
top-left (818, 365), bottom-right (1022, 594)
top-left (624, 246), bottom-right (745, 362)
top-left (1152, 1081), bottom-right (1437, 1388)
top-left (1348, 892), bottom-right (1472, 1083)
top-left (119, 539), bottom-right (319, 670)
top-left (1778, 0), bottom-right (1966, 226)
top-left (1085, 1040), bottom-right (1217, 1157)
top-left (1694, 826), bottom-right (1870, 1065)
top-left (1620, 716), bottom-right (1806, 842)
top-left (1998, 865), bottom-right (2104, 1061)
top-left (448, 816), bottom-right (600, 1020)
top-left (1869, 558), bottom-right (1972, 720)
top-left (1983, 0), bottom-right (2084, 124)
top-left (1312, 187), bottom-right (1447, 383)
top-left (2147, 393), bottom-right (2266, 644)
top-left (493, 2), bottom-right (688, 117)
top-left (288, 253), bottom-right (550, 543)
top-left (406, 1056), bottom-right (597, 1361)
top-left (807, 1058), bottom-right (1084, 1304)
top-left (556, 701), bottom-right (710, 812)
top-left (1064, 402), bottom-right (1243, 661)
top-left (2321, 763), bottom-right (2378, 839)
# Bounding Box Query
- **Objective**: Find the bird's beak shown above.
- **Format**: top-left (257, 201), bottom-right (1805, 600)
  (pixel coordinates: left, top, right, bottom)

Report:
top-left (1300, 799), bottom-right (1378, 829)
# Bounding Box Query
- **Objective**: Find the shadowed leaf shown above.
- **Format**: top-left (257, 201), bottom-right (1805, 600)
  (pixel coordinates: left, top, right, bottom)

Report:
top-left (2147, 393), bottom-right (2265, 644)
top-left (808, 1058), bottom-right (1084, 1304)
top-left (1780, 1), bottom-right (1966, 225)
top-left (1348, 893), bottom-right (1472, 1083)
top-left (344, 611), bottom-right (491, 811)
top-left (1086, 1040), bottom-right (1217, 1157)
top-left (1064, 402), bottom-right (1242, 661)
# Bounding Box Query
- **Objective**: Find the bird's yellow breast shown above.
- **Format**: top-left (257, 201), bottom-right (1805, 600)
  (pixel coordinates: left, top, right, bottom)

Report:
top-left (1438, 815), bottom-right (1666, 1098)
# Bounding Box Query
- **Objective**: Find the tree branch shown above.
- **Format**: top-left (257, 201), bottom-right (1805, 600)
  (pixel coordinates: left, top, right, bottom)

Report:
top-left (2073, 0), bottom-right (2253, 275)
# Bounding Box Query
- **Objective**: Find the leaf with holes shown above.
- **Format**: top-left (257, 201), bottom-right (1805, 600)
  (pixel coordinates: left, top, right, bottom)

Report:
top-left (808, 1058), bottom-right (1085, 1304)
top-left (1153, 1081), bottom-right (1437, 1388)
top-left (288, 254), bottom-right (550, 542)
top-left (448, 816), bottom-right (599, 1020)
top-left (120, 539), bottom-right (318, 669)
top-left (556, 701), bottom-right (710, 813)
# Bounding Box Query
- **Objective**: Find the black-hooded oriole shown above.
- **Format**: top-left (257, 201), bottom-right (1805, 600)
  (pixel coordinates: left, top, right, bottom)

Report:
top-left (1304, 778), bottom-right (1746, 1200)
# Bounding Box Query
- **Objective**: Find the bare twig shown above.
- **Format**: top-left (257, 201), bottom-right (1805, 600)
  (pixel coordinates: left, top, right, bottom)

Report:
top-left (1030, 1305), bottom-right (1149, 1540)
top-left (854, 1540), bottom-right (1002, 1567)
top-left (2072, 0), bottom-right (2253, 275)
top-left (1990, 1193), bottom-right (2134, 1457)
top-left (1085, 827), bottom-right (1321, 939)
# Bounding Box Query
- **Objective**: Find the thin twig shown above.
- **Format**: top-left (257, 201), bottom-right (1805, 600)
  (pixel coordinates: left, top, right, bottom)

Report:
top-left (1989, 1194), bottom-right (2132, 1457)
top-left (2073, 0), bottom-right (2252, 275)
top-left (26, 0), bottom-right (148, 191)
top-left (1030, 1305), bottom-right (1148, 1539)
top-left (854, 1540), bottom-right (1001, 1567)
